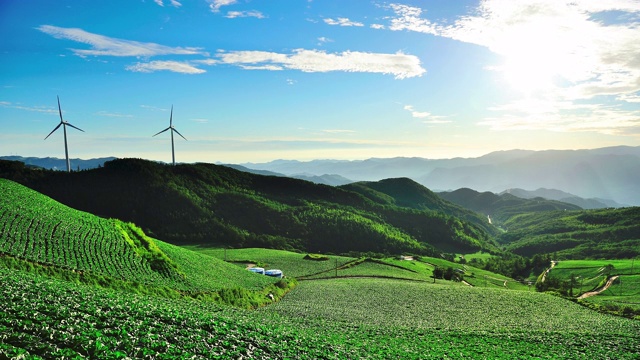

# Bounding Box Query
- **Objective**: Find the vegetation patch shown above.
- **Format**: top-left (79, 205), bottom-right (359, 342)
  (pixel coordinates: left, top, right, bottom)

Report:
top-left (303, 253), bottom-right (330, 261)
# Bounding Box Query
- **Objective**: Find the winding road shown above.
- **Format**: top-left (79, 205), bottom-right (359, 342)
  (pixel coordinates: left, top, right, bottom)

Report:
top-left (578, 276), bottom-right (619, 300)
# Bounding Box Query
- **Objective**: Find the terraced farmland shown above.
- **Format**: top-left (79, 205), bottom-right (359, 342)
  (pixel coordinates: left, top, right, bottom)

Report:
top-left (0, 178), bottom-right (178, 284)
top-left (0, 178), bottom-right (276, 293)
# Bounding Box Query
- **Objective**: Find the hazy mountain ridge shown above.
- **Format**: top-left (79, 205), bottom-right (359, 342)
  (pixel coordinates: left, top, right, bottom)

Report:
top-left (0, 156), bottom-right (116, 171)
top-left (438, 188), bottom-right (583, 226)
top-left (501, 188), bottom-right (623, 209)
top-left (241, 146), bottom-right (640, 206)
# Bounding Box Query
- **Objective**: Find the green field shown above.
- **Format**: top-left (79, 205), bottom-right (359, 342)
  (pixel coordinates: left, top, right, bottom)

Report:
top-left (188, 247), bottom-right (357, 278)
top-left (548, 259), bottom-right (640, 312)
top-left (3, 268), bottom-right (640, 359)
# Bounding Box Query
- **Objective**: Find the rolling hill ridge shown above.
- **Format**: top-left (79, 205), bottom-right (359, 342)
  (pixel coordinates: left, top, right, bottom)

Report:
top-left (0, 158), bottom-right (498, 256)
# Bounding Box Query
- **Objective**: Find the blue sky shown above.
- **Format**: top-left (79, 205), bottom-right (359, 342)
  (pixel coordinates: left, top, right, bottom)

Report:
top-left (1, 0), bottom-right (640, 164)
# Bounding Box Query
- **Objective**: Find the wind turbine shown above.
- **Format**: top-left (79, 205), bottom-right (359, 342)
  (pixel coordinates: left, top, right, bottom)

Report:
top-left (152, 105), bottom-right (187, 165)
top-left (44, 96), bottom-right (85, 172)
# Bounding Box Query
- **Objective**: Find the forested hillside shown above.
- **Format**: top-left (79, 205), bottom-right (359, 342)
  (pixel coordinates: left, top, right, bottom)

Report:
top-left (342, 178), bottom-right (498, 236)
top-left (498, 207), bottom-right (640, 258)
top-left (438, 188), bottom-right (582, 225)
top-left (0, 159), bottom-right (498, 256)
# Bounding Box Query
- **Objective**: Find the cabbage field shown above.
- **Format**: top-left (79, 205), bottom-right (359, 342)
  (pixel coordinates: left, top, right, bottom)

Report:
top-left (3, 268), bottom-right (640, 359)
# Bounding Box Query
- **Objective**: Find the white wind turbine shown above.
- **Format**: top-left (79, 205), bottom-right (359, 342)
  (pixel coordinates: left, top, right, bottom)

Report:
top-left (152, 105), bottom-right (187, 165)
top-left (44, 96), bottom-right (85, 172)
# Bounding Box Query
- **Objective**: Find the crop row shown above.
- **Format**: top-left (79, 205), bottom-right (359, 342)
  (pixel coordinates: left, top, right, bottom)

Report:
top-left (0, 179), bottom-right (171, 286)
top-left (4, 267), bottom-right (640, 359)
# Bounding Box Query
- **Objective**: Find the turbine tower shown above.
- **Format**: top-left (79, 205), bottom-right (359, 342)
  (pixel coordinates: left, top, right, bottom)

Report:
top-left (153, 105), bottom-right (187, 165)
top-left (44, 96), bottom-right (85, 172)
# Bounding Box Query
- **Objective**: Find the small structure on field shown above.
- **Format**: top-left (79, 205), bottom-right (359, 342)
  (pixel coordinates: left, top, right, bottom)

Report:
top-left (248, 267), bottom-right (265, 275)
top-left (264, 269), bottom-right (283, 278)
top-left (399, 255), bottom-right (414, 261)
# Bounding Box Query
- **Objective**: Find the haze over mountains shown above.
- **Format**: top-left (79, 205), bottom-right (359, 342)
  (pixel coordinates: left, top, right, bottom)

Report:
top-left (3, 146), bottom-right (638, 206)
top-left (242, 146), bottom-right (640, 206)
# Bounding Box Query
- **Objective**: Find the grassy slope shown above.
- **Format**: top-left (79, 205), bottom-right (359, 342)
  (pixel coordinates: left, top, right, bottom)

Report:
top-left (0, 158), bottom-right (497, 256)
top-left (0, 178), bottom-right (276, 294)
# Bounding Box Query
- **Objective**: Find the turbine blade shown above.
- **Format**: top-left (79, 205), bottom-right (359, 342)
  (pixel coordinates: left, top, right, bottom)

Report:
top-left (170, 105), bottom-right (173, 126)
top-left (153, 127), bottom-right (171, 137)
top-left (44, 123), bottom-right (62, 140)
top-left (172, 128), bottom-right (187, 141)
top-left (57, 96), bottom-right (64, 122)
top-left (65, 122), bottom-right (85, 132)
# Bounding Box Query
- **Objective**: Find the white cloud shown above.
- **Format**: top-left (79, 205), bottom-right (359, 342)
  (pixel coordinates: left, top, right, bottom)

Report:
top-left (215, 49), bottom-right (425, 79)
top-left (95, 111), bottom-right (133, 118)
top-left (37, 25), bottom-right (205, 57)
top-left (225, 10), bottom-right (265, 19)
top-left (153, 0), bottom-right (182, 7)
top-left (370, 24), bottom-right (385, 30)
top-left (0, 101), bottom-right (56, 113)
top-left (126, 61), bottom-right (205, 74)
top-left (482, 98), bottom-right (640, 135)
top-left (208, 0), bottom-right (236, 13)
top-left (403, 105), bottom-right (450, 124)
top-left (387, 4), bottom-right (439, 34)
top-left (324, 18), bottom-right (364, 27)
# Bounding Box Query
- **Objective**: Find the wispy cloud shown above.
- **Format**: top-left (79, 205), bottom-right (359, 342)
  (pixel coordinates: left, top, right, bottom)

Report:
top-left (403, 105), bottom-right (450, 124)
top-left (225, 10), bottom-right (266, 19)
top-left (324, 18), bottom-right (364, 27)
top-left (317, 36), bottom-right (333, 46)
top-left (37, 25), bottom-right (205, 57)
top-left (154, 0), bottom-right (182, 7)
top-left (0, 101), bottom-right (56, 114)
top-left (214, 49), bottom-right (425, 79)
top-left (208, 0), bottom-right (236, 13)
top-left (95, 111), bottom-right (133, 118)
top-left (322, 129), bottom-right (355, 134)
top-left (126, 60), bottom-right (206, 74)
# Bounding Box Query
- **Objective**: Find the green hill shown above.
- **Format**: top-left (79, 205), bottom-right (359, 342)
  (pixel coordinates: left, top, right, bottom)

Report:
top-left (342, 178), bottom-right (499, 236)
top-left (0, 158), bottom-right (498, 256)
top-left (498, 207), bottom-right (640, 258)
top-left (0, 178), bottom-right (278, 296)
top-left (438, 187), bottom-right (582, 225)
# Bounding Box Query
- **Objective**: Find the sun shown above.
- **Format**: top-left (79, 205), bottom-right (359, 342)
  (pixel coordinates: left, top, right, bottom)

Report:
top-left (501, 53), bottom-right (556, 95)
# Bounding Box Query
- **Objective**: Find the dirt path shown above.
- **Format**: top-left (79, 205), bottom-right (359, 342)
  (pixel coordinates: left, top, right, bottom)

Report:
top-left (540, 260), bottom-right (556, 283)
top-left (578, 276), bottom-right (619, 300)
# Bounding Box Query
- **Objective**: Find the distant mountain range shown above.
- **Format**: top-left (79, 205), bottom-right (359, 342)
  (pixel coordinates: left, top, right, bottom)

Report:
top-left (0, 156), bottom-right (116, 171)
top-left (4, 146), bottom-right (638, 206)
top-left (242, 146), bottom-right (640, 206)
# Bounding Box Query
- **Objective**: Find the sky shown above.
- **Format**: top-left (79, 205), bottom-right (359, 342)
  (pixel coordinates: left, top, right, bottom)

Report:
top-left (1, 0), bottom-right (640, 164)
